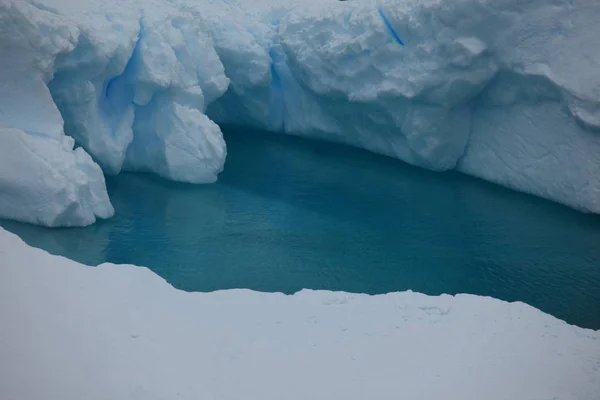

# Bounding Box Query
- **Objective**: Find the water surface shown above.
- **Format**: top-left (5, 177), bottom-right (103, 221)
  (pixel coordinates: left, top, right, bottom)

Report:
top-left (3, 128), bottom-right (600, 329)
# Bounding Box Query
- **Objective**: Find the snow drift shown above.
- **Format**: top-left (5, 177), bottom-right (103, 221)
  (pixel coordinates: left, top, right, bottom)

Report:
top-left (1, 0), bottom-right (599, 226)
top-left (1, 227), bottom-right (599, 399)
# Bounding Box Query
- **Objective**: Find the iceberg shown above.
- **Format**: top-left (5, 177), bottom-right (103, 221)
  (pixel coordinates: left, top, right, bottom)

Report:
top-left (1, 0), bottom-right (599, 226)
top-left (1, 227), bottom-right (599, 399)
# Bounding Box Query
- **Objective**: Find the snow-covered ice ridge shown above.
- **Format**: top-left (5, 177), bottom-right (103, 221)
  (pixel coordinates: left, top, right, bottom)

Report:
top-left (0, 227), bottom-right (599, 400)
top-left (1, 0), bottom-right (599, 226)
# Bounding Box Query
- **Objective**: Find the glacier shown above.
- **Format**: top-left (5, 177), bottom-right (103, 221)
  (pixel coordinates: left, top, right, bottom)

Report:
top-left (0, 0), bottom-right (599, 226)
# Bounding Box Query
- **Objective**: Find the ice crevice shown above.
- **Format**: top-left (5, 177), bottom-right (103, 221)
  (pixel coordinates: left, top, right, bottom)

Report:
top-left (377, 7), bottom-right (405, 47)
top-left (1, 0), bottom-right (600, 227)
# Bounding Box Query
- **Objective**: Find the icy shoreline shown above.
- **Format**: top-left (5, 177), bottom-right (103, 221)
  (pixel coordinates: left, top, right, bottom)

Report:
top-left (1, 227), bottom-right (599, 400)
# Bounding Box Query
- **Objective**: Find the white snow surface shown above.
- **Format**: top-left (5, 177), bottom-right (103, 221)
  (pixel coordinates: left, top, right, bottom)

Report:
top-left (0, 128), bottom-right (113, 226)
top-left (0, 227), bottom-right (599, 400)
top-left (1, 0), bottom-right (600, 226)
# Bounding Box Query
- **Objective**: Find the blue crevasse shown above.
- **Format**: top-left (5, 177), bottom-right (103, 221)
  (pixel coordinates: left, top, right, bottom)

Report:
top-left (377, 7), bottom-right (405, 47)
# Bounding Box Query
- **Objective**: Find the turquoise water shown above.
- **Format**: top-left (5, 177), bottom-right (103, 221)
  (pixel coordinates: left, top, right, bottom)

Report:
top-left (3, 128), bottom-right (600, 329)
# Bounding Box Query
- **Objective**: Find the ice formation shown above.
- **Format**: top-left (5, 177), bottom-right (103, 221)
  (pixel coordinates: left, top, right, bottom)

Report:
top-left (1, 0), bottom-right (599, 226)
top-left (0, 128), bottom-right (113, 226)
top-left (1, 227), bottom-right (599, 399)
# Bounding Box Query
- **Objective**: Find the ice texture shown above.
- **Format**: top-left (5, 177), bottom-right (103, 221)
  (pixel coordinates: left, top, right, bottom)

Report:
top-left (0, 2), bottom-right (113, 226)
top-left (1, 0), bottom-right (599, 226)
top-left (0, 128), bottom-right (113, 226)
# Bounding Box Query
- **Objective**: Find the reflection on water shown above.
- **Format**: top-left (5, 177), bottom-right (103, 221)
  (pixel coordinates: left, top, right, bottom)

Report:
top-left (3, 127), bottom-right (600, 329)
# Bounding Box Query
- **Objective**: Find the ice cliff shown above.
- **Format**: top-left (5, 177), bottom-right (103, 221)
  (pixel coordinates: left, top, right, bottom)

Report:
top-left (1, 0), bottom-right (599, 226)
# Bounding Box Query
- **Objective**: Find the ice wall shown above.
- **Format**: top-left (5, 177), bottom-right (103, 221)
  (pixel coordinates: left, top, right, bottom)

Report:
top-left (210, 0), bottom-right (600, 213)
top-left (46, 4), bottom-right (228, 183)
top-left (0, 1), bottom-right (114, 226)
top-left (1, 0), bottom-right (599, 227)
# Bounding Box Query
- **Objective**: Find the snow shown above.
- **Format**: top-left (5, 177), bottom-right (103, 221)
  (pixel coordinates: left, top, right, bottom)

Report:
top-left (0, 128), bottom-right (113, 226)
top-left (0, 0), bottom-right (113, 227)
top-left (1, 0), bottom-right (600, 226)
top-left (1, 227), bottom-right (599, 400)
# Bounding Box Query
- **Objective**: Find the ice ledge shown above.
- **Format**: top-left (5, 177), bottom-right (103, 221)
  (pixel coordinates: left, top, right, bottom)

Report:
top-left (0, 227), bottom-right (599, 399)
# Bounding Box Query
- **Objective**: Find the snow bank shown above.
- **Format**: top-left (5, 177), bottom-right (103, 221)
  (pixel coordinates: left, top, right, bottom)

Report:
top-left (1, 227), bottom-right (599, 400)
top-left (1, 0), bottom-right (599, 226)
